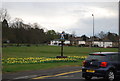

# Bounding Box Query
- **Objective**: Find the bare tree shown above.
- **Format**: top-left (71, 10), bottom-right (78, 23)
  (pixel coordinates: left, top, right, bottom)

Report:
top-left (0, 8), bottom-right (11, 22)
top-left (72, 31), bottom-right (76, 37)
top-left (98, 31), bottom-right (106, 40)
top-left (33, 23), bottom-right (40, 29)
top-left (11, 18), bottom-right (23, 28)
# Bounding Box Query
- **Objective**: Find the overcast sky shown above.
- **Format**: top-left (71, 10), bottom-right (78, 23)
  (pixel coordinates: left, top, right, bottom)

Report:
top-left (2, 2), bottom-right (119, 36)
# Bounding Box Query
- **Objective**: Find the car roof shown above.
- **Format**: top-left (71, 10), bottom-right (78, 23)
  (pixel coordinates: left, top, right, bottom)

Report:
top-left (90, 52), bottom-right (119, 55)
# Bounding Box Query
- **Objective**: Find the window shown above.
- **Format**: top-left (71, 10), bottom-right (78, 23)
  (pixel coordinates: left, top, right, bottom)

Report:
top-left (86, 55), bottom-right (107, 61)
top-left (107, 55), bottom-right (118, 61)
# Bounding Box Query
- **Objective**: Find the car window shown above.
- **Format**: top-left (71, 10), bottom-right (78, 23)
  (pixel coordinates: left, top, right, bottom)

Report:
top-left (107, 55), bottom-right (118, 61)
top-left (118, 54), bottom-right (120, 61)
top-left (86, 55), bottom-right (107, 61)
top-left (112, 55), bottom-right (119, 61)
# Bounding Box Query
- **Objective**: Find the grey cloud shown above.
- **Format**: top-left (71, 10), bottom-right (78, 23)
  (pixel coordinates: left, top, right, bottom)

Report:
top-left (2, 2), bottom-right (118, 36)
top-left (67, 16), bottom-right (118, 36)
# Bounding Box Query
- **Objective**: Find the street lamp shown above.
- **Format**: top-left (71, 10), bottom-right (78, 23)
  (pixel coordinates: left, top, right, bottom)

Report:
top-left (92, 14), bottom-right (94, 47)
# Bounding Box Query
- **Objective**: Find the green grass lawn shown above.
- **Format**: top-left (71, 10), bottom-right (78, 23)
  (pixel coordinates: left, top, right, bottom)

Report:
top-left (2, 61), bottom-right (83, 73)
top-left (3, 45), bottom-right (118, 58)
top-left (2, 45), bottom-right (118, 73)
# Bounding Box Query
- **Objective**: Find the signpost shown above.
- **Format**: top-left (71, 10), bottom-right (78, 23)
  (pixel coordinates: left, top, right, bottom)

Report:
top-left (56, 31), bottom-right (67, 58)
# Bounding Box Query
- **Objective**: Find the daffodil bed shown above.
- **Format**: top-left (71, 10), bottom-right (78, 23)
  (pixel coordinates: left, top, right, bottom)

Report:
top-left (2, 56), bottom-right (87, 65)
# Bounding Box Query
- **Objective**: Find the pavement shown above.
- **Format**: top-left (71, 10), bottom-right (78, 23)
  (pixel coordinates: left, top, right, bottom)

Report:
top-left (2, 66), bottom-right (120, 81)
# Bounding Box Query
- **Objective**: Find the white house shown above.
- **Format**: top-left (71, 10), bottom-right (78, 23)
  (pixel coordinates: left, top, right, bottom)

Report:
top-left (50, 39), bottom-right (113, 47)
top-left (94, 41), bottom-right (112, 48)
top-left (64, 40), bottom-right (71, 44)
top-left (50, 40), bottom-right (70, 46)
top-left (78, 41), bottom-right (113, 48)
top-left (102, 42), bottom-right (112, 48)
top-left (78, 41), bottom-right (86, 45)
top-left (50, 40), bottom-right (61, 46)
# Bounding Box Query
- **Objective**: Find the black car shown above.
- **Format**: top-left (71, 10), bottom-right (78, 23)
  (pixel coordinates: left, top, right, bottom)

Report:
top-left (82, 52), bottom-right (120, 81)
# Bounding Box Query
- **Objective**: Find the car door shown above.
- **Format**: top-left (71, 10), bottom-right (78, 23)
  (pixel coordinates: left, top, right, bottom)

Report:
top-left (107, 54), bottom-right (119, 74)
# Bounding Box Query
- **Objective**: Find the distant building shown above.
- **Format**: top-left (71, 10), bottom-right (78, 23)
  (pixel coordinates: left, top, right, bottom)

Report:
top-left (112, 41), bottom-right (119, 48)
top-left (50, 39), bottom-right (70, 46)
top-left (50, 38), bottom-right (118, 48)
top-left (78, 41), bottom-right (86, 45)
top-left (94, 41), bottom-right (112, 48)
top-left (85, 40), bottom-right (113, 48)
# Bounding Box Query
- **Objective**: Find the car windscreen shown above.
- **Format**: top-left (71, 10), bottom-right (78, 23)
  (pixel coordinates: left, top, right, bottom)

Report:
top-left (86, 55), bottom-right (107, 61)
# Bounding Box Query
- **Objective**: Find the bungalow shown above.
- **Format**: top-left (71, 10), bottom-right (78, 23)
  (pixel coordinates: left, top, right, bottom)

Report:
top-left (94, 41), bottom-right (112, 48)
top-left (112, 41), bottom-right (119, 48)
top-left (50, 39), bottom-right (70, 46)
top-left (79, 40), bottom-right (113, 48)
top-left (78, 40), bottom-right (86, 47)
top-left (50, 39), bottom-right (118, 48)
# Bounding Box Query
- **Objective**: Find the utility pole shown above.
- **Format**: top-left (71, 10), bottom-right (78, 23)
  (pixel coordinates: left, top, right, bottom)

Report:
top-left (118, 1), bottom-right (120, 64)
top-left (92, 14), bottom-right (94, 47)
top-left (118, 1), bottom-right (120, 53)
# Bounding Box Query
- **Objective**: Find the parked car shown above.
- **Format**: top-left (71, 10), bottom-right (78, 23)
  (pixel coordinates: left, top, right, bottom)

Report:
top-left (82, 52), bottom-right (120, 81)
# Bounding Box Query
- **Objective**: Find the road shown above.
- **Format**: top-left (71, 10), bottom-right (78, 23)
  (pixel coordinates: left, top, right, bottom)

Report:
top-left (2, 66), bottom-right (120, 81)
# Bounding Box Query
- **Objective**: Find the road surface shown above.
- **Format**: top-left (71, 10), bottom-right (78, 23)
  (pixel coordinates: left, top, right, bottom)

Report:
top-left (2, 66), bottom-right (120, 81)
